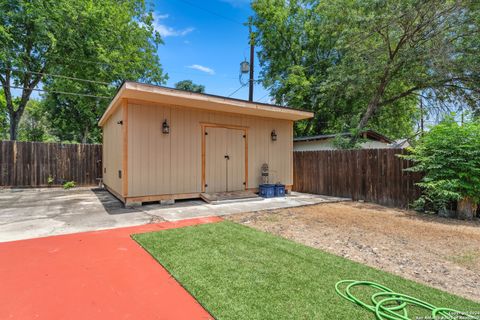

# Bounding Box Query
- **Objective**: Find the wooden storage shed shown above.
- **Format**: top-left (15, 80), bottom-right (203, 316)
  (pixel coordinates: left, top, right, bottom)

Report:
top-left (99, 81), bottom-right (313, 205)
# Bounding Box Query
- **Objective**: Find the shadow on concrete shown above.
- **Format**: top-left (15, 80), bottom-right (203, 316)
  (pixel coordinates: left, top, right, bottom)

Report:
top-left (91, 187), bottom-right (208, 215)
top-left (140, 198), bottom-right (206, 211)
top-left (91, 188), bottom-right (141, 215)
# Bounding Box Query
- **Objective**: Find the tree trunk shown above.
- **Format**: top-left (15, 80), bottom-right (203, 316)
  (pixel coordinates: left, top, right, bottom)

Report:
top-left (350, 67), bottom-right (391, 144)
top-left (2, 63), bottom-right (44, 141)
top-left (8, 111), bottom-right (19, 141)
top-left (82, 126), bottom-right (89, 144)
top-left (357, 103), bottom-right (377, 133)
top-left (457, 197), bottom-right (477, 220)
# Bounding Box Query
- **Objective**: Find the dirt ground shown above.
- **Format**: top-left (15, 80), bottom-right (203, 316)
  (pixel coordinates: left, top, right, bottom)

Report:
top-left (226, 201), bottom-right (480, 302)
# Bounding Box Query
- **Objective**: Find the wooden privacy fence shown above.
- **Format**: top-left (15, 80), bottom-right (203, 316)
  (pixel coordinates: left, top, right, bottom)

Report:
top-left (0, 141), bottom-right (102, 187)
top-left (293, 149), bottom-right (422, 208)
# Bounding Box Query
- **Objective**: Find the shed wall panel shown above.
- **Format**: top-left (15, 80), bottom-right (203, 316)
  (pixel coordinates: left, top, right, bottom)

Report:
top-left (126, 102), bottom-right (293, 197)
top-left (102, 107), bottom-right (123, 195)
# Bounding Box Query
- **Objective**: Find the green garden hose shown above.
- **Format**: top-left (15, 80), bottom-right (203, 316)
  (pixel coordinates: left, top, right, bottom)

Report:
top-left (335, 280), bottom-right (478, 320)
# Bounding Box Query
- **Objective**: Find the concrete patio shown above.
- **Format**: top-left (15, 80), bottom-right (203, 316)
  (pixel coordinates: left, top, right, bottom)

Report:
top-left (0, 187), bottom-right (349, 242)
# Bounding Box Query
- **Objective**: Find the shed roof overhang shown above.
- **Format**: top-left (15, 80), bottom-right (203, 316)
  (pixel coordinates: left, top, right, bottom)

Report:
top-left (98, 81), bottom-right (314, 126)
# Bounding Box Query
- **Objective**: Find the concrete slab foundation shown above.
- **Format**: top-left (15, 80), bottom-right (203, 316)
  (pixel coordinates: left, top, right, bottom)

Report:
top-left (0, 187), bottom-right (350, 242)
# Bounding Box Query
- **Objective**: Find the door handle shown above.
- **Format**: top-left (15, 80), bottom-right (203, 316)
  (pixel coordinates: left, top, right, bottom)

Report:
top-left (224, 155), bottom-right (230, 160)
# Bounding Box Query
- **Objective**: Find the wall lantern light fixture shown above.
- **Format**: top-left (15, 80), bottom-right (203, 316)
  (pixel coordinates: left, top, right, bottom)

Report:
top-left (162, 119), bottom-right (170, 134)
top-left (271, 129), bottom-right (277, 141)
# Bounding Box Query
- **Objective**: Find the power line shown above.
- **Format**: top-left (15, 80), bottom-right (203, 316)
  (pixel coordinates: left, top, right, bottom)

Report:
top-left (228, 84), bottom-right (247, 97)
top-left (257, 92), bottom-right (270, 102)
top-left (2, 67), bottom-right (113, 86)
top-left (0, 84), bottom-right (112, 99)
top-left (4, 64), bottom-right (240, 82)
top-left (47, 56), bottom-right (140, 68)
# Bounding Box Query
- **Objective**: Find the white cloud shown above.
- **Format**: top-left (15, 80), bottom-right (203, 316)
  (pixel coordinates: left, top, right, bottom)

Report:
top-left (187, 64), bottom-right (215, 75)
top-left (152, 13), bottom-right (194, 37)
top-left (155, 25), bottom-right (194, 37)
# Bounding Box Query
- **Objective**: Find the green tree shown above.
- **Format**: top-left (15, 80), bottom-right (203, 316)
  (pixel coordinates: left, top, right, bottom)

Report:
top-left (174, 80), bottom-right (205, 93)
top-left (17, 99), bottom-right (55, 142)
top-left (0, 0), bottom-right (167, 142)
top-left (404, 116), bottom-right (480, 219)
top-left (252, 0), bottom-right (480, 139)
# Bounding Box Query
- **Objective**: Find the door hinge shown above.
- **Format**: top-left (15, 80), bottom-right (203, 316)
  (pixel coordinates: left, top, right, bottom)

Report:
top-left (104, 168), bottom-right (106, 174)
top-left (118, 170), bottom-right (122, 178)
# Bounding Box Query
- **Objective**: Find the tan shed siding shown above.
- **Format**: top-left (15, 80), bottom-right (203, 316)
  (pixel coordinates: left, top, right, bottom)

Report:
top-left (127, 103), bottom-right (172, 197)
top-left (102, 106), bottom-right (123, 195)
top-left (171, 106), bottom-right (202, 194)
top-left (127, 102), bottom-right (293, 197)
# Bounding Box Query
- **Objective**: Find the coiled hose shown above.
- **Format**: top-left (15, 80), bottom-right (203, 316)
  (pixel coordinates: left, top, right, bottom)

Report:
top-left (335, 280), bottom-right (479, 320)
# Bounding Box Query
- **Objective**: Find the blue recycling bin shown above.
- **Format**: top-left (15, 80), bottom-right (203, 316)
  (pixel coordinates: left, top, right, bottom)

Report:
top-left (274, 184), bottom-right (285, 197)
top-left (259, 184), bottom-right (275, 198)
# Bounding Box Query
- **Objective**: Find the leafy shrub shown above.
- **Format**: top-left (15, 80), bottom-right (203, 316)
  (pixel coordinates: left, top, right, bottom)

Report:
top-left (403, 116), bottom-right (480, 213)
top-left (47, 175), bottom-right (54, 186)
top-left (332, 130), bottom-right (367, 150)
top-left (63, 181), bottom-right (76, 189)
top-left (332, 135), bottom-right (362, 149)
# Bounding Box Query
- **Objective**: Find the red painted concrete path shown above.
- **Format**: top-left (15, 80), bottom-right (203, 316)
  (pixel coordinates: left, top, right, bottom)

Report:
top-left (0, 217), bottom-right (222, 320)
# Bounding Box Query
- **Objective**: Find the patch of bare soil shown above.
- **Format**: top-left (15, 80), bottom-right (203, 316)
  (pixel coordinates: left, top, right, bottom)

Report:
top-left (226, 202), bottom-right (480, 302)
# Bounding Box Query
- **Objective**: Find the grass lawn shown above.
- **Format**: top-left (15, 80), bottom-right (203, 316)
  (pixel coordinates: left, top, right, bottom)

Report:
top-left (133, 221), bottom-right (480, 319)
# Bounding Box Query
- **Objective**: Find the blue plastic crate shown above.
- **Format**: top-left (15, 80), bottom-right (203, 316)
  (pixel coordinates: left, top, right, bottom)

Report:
top-left (259, 184), bottom-right (275, 198)
top-left (274, 184), bottom-right (285, 197)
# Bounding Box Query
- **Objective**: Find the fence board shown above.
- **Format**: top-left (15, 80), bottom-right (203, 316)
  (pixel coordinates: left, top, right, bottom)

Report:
top-left (293, 148), bottom-right (422, 208)
top-left (0, 141), bottom-right (102, 187)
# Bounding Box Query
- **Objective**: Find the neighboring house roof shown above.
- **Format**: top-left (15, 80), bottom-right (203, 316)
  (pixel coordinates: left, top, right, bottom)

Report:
top-left (99, 81), bottom-right (314, 126)
top-left (389, 138), bottom-right (411, 148)
top-left (294, 130), bottom-right (393, 144)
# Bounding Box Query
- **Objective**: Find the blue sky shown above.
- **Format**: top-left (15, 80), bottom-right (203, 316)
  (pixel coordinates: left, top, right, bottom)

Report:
top-left (152, 0), bottom-right (270, 102)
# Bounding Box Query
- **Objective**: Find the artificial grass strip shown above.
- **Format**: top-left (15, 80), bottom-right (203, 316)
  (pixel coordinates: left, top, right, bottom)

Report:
top-left (133, 221), bottom-right (480, 319)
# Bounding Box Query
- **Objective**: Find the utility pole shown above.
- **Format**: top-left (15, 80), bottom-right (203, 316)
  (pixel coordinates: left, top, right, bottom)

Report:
top-left (248, 17), bottom-right (254, 102)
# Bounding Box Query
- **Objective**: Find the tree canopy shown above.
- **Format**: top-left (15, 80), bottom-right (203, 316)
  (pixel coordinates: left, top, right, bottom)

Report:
top-left (174, 80), bottom-right (206, 93)
top-left (252, 0), bottom-right (480, 139)
top-left (17, 99), bottom-right (55, 142)
top-left (0, 0), bottom-right (167, 142)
